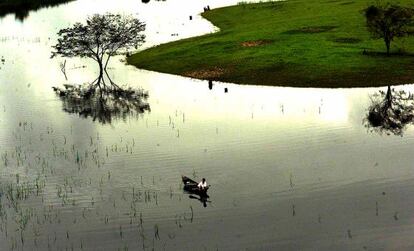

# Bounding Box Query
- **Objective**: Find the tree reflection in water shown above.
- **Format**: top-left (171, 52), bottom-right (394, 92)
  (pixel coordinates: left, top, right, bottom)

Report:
top-left (365, 86), bottom-right (414, 136)
top-left (54, 84), bottom-right (150, 124)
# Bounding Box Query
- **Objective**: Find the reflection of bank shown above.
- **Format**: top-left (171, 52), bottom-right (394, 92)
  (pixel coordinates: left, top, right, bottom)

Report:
top-left (0, 0), bottom-right (74, 21)
top-left (54, 85), bottom-right (150, 124)
top-left (364, 86), bottom-right (414, 136)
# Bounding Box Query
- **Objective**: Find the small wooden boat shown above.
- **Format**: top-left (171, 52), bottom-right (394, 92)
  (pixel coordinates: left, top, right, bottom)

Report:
top-left (182, 176), bottom-right (209, 197)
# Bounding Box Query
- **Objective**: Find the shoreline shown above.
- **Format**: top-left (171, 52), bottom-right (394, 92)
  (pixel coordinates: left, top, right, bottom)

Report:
top-left (128, 0), bottom-right (414, 88)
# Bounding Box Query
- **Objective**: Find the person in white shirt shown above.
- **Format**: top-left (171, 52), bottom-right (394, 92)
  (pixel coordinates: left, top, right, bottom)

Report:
top-left (197, 178), bottom-right (208, 190)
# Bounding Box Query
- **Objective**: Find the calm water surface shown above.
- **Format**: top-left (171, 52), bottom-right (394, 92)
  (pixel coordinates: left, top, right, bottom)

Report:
top-left (1, 0), bottom-right (414, 250)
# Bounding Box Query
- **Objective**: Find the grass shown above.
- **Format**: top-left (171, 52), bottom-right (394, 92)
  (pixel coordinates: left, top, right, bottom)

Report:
top-left (0, 119), bottom-right (176, 250)
top-left (128, 0), bottom-right (414, 88)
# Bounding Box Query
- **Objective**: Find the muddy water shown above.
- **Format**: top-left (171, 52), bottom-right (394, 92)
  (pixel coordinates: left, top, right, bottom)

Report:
top-left (1, 0), bottom-right (414, 250)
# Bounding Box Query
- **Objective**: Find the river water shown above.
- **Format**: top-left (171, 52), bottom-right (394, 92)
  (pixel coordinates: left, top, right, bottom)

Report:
top-left (1, 0), bottom-right (414, 250)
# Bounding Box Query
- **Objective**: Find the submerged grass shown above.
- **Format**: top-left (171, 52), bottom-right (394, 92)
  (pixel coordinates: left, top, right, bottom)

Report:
top-left (128, 0), bottom-right (414, 88)
top-left (0, 120), bottom-right (179, 250)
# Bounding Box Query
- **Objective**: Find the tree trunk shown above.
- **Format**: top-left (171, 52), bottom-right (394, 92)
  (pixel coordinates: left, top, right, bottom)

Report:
top-left (103, 55), bottom-right (119, 90)
top-left (385, 85), bottom-right (392, 108)
top-left (385, 39), bottom-right (390, 56)
top-left (97, 59), bottom-right (104, 92)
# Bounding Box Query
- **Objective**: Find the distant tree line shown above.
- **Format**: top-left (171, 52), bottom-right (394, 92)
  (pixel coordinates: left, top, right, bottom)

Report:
top-left (0, 0), bottom-right (74, 21)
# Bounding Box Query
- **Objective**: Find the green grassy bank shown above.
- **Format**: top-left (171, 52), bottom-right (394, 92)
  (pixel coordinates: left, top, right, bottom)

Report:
top-left (128, 0), bottom-right (414, 88)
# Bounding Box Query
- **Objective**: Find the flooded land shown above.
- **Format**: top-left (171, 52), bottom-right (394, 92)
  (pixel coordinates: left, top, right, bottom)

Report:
top-left (1, 0), bottom-right (414, 250)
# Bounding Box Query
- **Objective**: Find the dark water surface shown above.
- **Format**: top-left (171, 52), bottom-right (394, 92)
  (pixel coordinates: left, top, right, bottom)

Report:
top-left (1, 0), bottom-right (414, 250)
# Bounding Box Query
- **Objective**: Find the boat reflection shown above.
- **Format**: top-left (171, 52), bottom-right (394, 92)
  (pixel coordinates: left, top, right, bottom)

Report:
top-left (189, 194), bottom-right (211, 207)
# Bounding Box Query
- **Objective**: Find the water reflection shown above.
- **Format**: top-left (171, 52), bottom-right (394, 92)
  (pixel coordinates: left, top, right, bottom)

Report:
top-left (141, 0), bottom-right (166, 3)
top-left (55, 85), bottom-right (150, 124)
top-left (4, 0), bottom-right (414, 250)
top-left (365, 86), bottom-right (414, 136)
top-left (189, 194), bottom-right (211, 207)
top-left (208, 80), bottom-right (213, 90)
top-left (0, 0), bottom-right (74, 21)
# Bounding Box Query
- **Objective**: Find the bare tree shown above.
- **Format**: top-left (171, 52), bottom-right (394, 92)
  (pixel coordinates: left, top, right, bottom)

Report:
top-left (51, 13), bottom-right (150, 123)
top-left (51, 13), bottom-right (146, 92)
top-left (364, 3), bottom-right (414, 55)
